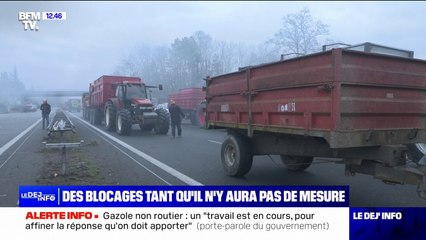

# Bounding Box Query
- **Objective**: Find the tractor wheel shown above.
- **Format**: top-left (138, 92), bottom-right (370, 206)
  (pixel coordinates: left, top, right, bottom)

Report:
top-left (154, 108), bottom-right (170, 135)
top-left (116, 109), bottom-right (132, 135)
top-left (221, 133), bottom-right (253, 177)
top-left (105, 102), bottom-right (116, 131)
top-left (280, 155), bottom-right (313, 171)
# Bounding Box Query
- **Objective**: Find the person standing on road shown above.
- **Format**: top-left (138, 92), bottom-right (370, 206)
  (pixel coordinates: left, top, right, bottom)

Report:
top-left (168, 99), bottom-right (185, 138)
top-left (40, 99), bottom-right (51, 129)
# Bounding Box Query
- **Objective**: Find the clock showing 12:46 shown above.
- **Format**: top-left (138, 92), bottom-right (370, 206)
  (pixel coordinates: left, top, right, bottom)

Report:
top-left (42, 12), bottom-right (67, 20)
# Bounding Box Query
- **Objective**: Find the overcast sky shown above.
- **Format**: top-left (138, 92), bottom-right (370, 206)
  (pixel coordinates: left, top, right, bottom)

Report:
top-left (1, 1), bottom-right (426, 91)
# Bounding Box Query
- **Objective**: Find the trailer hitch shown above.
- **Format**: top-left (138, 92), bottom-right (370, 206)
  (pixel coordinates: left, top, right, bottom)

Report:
top-left (347, 160), bottom-right (426, 200)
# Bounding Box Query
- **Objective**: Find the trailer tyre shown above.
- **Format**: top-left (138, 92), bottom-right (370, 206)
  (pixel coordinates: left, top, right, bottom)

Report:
top-left (89, 108), bottom-right (101, 125)
top-left (85, 108), bottom-right (90, 121)
top-left (280, 155), bottom-right (313, 171)
top-left (105, 102), bottom-right (116, 131)
top-left (93, 108), bottom-right (102, 125)
top-left (154, 108), bottom-right (170, 135)
top-left (83, 108), bottom-right (88, 121)
top-left (406, 143), bottom-right (426, 163)
top-left (116, 109), bottom-right (132, 135)
top-left (89, 109), bottom-right (94, 124)
top-left (221, 133), bottom-right (253, 177)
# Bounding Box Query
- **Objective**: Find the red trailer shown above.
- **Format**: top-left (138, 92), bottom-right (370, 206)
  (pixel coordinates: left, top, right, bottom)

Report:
top-left (205, 46), bottom-right (426, 198)
top-left (168, 88), bottom-right (206, 126)
top-left (88, 76), bottom-right (141, 125)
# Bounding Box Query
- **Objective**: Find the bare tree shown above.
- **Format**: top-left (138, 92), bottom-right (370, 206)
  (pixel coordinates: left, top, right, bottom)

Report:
top-left (114, 30), bottom-right (285, 100)
top-left (268, 7), bottom-right (329, 58)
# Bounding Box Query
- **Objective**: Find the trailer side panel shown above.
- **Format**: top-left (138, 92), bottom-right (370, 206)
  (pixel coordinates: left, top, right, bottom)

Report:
top-left (206, 49), bottom-right (426, 148)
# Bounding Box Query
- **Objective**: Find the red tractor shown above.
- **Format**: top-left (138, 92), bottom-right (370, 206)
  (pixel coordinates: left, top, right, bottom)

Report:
top-left (87, 75), bottom-right (169, 135)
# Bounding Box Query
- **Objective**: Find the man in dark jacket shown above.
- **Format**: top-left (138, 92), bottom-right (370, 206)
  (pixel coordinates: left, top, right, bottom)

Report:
top-left (168, 99), bottom-right (185, 137)
top-left (40, 99), bottom-right (51, 129)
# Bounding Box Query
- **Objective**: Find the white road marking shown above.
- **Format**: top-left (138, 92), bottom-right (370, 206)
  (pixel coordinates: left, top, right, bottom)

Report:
top-left (0, 120), bottom-right (40, 169)
top-left (0, 119), bottom-right (41, 157)
top-left (69, 113), bottom-right (203, 186)
top-left (208, 140), bottom-right (222, 145)
top-left (83, 124), bottom-right (173, 186)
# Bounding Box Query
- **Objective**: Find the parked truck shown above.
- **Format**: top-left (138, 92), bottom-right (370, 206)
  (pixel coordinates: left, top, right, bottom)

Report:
top-left (87, 75), bottom-right (169, 135)
top-left (168, 87), bottom-right (206, 126)
top-left (205, 43), bottom-right (426, 199)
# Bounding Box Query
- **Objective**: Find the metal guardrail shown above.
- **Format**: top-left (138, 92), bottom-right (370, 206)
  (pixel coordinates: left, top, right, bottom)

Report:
top-left (43, 110), bottom-right (83, 175)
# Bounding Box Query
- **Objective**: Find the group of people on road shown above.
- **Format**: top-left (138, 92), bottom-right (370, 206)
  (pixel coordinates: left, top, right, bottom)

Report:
top-left (39, 98), bottom-right (185, 137)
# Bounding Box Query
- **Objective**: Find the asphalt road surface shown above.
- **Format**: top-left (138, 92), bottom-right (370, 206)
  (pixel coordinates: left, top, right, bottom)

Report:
top-left (0, 110), bottom-right (425, 207)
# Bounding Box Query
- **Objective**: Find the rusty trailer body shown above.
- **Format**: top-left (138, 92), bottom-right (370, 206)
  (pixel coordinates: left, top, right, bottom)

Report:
top-left (205, 48), bottom-right (426, 198)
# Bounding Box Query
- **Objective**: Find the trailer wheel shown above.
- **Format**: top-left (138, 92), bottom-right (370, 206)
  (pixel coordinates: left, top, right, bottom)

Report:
top-left (83, 107), bottom-right (88, 121)
top-left (85, 108), bottom-right (90, 121)
top-left (280, 155), bottom-right (313, 171)
top-left (154, 108), bottom-right (170, 135)
top-left (105, 103), bottom-right (116, 131)
top-left (93, 108), bottom-right (102, 125)
top-left (89, 108), bottom-right (101, 125)
top-left (89, 109), bottom-right (94, 124)
top-left (221, 133), bottom-right (253, 177)
top-left (116, 109), bottom-right (132, 135)
top-left (406, 143), bottom-right (426, 163)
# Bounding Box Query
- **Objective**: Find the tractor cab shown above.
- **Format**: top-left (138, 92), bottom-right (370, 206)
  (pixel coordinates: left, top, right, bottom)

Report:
top-left (115, 82), bottom-right (151, 108)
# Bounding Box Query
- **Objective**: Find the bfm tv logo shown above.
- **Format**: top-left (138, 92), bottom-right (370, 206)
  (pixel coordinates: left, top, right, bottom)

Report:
top-left (18, 12), bottom-right (41, 31)
top-left (21, 191), bottom-right (56, 202)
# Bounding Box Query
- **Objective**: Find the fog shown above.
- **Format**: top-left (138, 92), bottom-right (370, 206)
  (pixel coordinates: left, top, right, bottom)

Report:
top-left (1, 1), bottom-right (426, 93)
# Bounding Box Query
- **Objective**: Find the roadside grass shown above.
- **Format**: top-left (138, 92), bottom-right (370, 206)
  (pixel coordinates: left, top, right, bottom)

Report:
top-left (36, 131), bottom-right (104, 185)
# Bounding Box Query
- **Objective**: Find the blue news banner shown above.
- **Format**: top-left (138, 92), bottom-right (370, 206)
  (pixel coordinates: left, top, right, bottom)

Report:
top-left (19, 185), bottom-right (426, 240)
